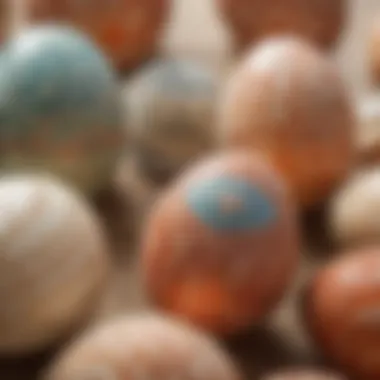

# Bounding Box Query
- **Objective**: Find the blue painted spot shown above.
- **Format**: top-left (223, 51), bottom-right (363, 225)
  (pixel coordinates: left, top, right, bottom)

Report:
top-left (187, 175), bottom-right (277, 232)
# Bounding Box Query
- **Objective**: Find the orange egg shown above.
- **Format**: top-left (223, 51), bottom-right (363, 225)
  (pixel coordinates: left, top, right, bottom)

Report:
top-left (27, 0), bottom-right (171, 72)
top-left (216, 0), bottom-right (346, 54)
top-left (305, 248), bottom-right (380, 380)
top-left (141, 150), bottom-right (300, 335)
top-left (218, 37), bottom-right (355, 206)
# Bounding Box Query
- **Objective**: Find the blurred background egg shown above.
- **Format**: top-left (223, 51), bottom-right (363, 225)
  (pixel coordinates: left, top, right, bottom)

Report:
top-left (262, 368), bottom-right (347, 380)
top-left (368, 16), bottom-right (380, 87)
top-left (304, 248), bottom-right (380, 380)
top-left (0, 174), bottom-right (109, 355)
top-left (44, 314), bottom-right (242, 380)
top-left (329, 168), bottom-right (380, 248)
top-left (141, 151), bottom-right (300, 335)
top-left (27, 0), bottom-right (172, 73)
top-left (0, 25), bottom-right (125, 195)
top-left (216, 0), bottom-right (347, 55)
top-left (124, 58), bottom-right (219, 184)
top-left (218, 37), bottom-right (355, 207)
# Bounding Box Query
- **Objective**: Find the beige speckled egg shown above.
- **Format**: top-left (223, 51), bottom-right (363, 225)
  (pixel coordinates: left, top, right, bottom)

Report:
top-left (0, 174), bottom-right (109, 355)
top-left (44, 314), bottom-right (242, 380)
top-left (356, 95), bottom-right (380, 165)
top-left (329, 168), bottom-right (380, 248)
top-left (218, 37), bottom-right (355, 207)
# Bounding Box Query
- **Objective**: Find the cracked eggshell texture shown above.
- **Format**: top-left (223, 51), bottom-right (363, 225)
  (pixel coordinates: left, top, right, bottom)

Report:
top-left (0, 174), bottom-right (109, 355)
top-left (304, 248), bottom-right (380, 380)
top-left (27, 0), bottom-right (171, 72)
top-left (218, 37), bottom-right (355, 207)
top-left (329, 168), bottom-right (380, 248)
top-left (262, 368), bottom-right (347, 380)
top-left (44, 314), bottom-right (242, 380)
top-left (0, 25), bottom-right (125, 194)
top-left (123, 58), bottom-right (219, 184)
top-left (141, 151), bottom-right (300, 335)
top-left (216, 0), bottom-right (346, 54)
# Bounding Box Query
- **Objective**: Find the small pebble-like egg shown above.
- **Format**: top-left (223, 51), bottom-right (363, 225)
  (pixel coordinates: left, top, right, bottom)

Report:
top-left (329, 168), bottom-right (380, 248)
top-left (262, 368), bottom-right (347, 380)
top-left (304, 248), bottom-right (380, 380)
top-left (44, 314), bottom-right (242, 380)
top-left (216, 0), bottom-right (346, 54)
top-left (0, 25), bottom-right (125, 194)
top-left (368, 18), bottom-right (380, 86)
top-left (124, 58), bottom-right (219, 184)
top-left (0, 174), bottom-right (109, 355)
top-left (27, 0), bottom-right (171, 72)
top-left (141, 150), bottom-right (300, 335)
top-left (356, 95), bottom-right (380, 165)
top-left (218, 37), bottom-right (355, 206)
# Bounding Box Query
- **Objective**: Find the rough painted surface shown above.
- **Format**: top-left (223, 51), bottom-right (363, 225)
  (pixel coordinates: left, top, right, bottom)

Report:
top-left (0, 25), bottom-right (125, 194)
top-left (186, 175), bottom-right (276, 232)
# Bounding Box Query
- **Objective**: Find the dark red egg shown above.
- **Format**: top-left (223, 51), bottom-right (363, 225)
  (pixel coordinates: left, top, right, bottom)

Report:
top-left (27, 0), bottom-right (171, 72)
top-left (141, 151), bottom-right (300, 335)
top-left (216, 0), bottom-right (346, 54)
top-left (305, 248), bottom-right (380, 380)
top-left (218, 37), bottom-right (355, 206)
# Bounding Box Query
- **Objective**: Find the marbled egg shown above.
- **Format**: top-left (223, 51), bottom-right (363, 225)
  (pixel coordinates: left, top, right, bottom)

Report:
top-left (262, 368), bottom-right (347, 380)
top-left (329, 168), bottom-right (380, 248)
top-left (44, 314), bottom-right (242, 380)
top-left (124, 58), bottom-right (219, 184)
top-left (356, 95), bottom-right (380, 165)
top-left (0, 25), bottom-right (125, 194)
top-left (218, 37), bottom-right (355, 206)
top-left (216, 0), bottom-right (346, 54)
top-left (0, 173), bottom-right (109, 355)
top-left (305, 248), bottom-right (380, 380)
top-left (27, 0), bottom-right (171, 72)
top-left (141, 151), bottom-right (300, 335)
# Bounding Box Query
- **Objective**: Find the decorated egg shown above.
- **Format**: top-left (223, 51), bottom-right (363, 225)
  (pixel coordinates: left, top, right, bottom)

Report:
top-left (27, 0), bottom-right (171, 72)
top-left (369, 17), bottom-right (380, 86)
top-left (124, 58), bottom-right (219, 184)
top-left (329, 168), bottom-right (380, 248)
top-left (141, 151), bottom-right (300, 335)
top-left (305, 248), bottom-right (380, 379)
top-left (44, 314), bottom-right (242, 380)
top-left (218, 37), bottom-right (355, 206)
top-left (216, 0), bottom-right (346, 54)
top-left (0, 173), bottom-right (109, 355)
top-left (0, 25), bottom-right (125, 194)
top-left (262, 368), bottom-right (347, 380)
top-left (356, 95), bottom-right (380, 165)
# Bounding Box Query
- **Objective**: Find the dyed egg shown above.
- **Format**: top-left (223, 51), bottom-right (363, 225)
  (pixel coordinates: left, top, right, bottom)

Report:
top-left (27, 0), bottom-right (171, 72)
top-left (0, 174), bottom-right (109, 355)
top-left (356, 95), bottom-right (380, 165)
top-left (44, 314), bottom-right (242, 380)
top-left (124, 58), bottom-right (218, 184)
top-left (141, 151), bottom-right (300, 335)
top-left (305, 248), bottom-right (380, 379)
top-left (369, 18), bottom-right (380, 86)
top-left (262, 369), bottom-right (347, 380)
top-left (216, 0), bottom-right (346, 54)
top-left (329, 168), bottom-right (380, 248)
top-left (218, 37), bottom-right (355, 206)
top-left (0, 25), bottom-right (124, 194)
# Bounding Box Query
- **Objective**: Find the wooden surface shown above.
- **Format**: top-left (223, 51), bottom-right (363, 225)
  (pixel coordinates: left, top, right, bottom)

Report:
top-left (2, 1), bottom-right (380, 379)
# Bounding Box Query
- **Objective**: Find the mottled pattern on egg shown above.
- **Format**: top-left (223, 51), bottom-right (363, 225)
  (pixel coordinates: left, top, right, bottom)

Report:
top-left (0, 26), bottom-right (124, 193)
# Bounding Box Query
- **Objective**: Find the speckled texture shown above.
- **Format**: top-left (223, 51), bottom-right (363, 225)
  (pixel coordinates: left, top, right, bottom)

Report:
top-left (0, 173), bottom-right (109, 355)
top-left (44, 314), bottom-right (242, 380)
top-left (142, 151), bottom-right (300, 335)
top-left (0, 25), bottom-right (125, 194)
top-left (27, 0), bottom-right (171, 72)
top-left (124, 58), bottom-right (218, 184)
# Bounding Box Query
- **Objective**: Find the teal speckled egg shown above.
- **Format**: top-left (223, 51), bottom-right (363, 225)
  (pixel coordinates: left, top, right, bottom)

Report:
top-left (0, 25), bottom-right (125, 194)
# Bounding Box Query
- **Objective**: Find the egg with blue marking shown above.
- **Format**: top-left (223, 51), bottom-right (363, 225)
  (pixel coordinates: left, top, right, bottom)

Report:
top-left (141, 151), bottom-right (300, 335)
top-left (0, 25), bottom-right (125, 194)
top-left (124, 58), bottom-right (218, 184)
